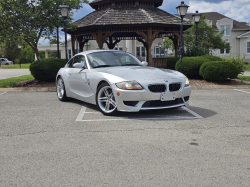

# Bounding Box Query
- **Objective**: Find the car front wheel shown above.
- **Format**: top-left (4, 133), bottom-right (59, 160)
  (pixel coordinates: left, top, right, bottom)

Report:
top-left (96, 83), bottom-right (118, 116)
top-left (57, 77), bottom-right (68, 101)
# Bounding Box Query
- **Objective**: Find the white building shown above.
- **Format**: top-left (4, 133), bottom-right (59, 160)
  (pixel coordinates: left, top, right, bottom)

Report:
top-left (37, 38), bottom-right (173, 61)
top-left (185, 12), bottom-right (250, 62)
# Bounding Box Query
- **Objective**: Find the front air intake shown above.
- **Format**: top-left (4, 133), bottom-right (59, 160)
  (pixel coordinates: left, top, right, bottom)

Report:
top-left (148, 84), bottom-right (166, 93)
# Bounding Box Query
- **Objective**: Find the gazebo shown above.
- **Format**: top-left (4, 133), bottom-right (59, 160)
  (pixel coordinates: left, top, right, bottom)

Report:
top-left (67, 0), bottom-right (191, 66)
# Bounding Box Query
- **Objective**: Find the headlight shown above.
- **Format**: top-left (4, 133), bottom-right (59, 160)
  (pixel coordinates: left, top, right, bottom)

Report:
top-left (115, 81), bottom-right (143, 90)
top-left (185, 77), bottom-right (190, 87)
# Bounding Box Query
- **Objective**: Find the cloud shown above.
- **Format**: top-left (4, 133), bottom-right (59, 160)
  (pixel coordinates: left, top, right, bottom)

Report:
top-left (188, 0), bottom-right (250, 22)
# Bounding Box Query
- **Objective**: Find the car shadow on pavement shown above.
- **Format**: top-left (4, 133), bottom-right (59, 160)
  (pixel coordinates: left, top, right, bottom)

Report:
top-left (68, 98), bottom-right (217, 120)
top-left (187, 106), bottom-right (217, 118)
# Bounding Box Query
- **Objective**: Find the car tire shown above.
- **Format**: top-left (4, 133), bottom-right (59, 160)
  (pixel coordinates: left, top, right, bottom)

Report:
top-left (57, 77), bottom-right (68, 102)
top-left (5, 63), bottom-right (9, 65)
top-left (96, 82), bottom-right (119, 116)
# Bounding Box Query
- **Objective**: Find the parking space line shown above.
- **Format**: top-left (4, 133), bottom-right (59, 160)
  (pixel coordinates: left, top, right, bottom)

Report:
top-left (76, 106), bottom-right (86, 121)
top-left (234, 89), bottom-right (250, 94)
top-left (182, 106), bottom-right (203, 119)
top-left (76, 106), bottom-right (203, 122)
top-left (0, 92), bottom-right (7, 96)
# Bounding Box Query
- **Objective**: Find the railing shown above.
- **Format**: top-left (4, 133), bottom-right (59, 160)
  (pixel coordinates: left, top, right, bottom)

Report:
top-left (151, 58), bottom-right (171, 69)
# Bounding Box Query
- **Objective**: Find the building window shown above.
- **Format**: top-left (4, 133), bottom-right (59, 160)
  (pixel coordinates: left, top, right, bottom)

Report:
top-left (220, 25), bottom-right (230, 36)
top-left (136, 46), bottom-right (146, 57)
top-left (220, 42), bottom-right (230, 54)
top-left (68, 49), bottom-right (72, 59)
top-left (154, 46), bottom-right (165, 57)
top-left (247, 42), bottom-right (250, 54)
top-left (74, 49), bottom-right (79, 54)
top-left (114, 47), bottom-right (123, 51)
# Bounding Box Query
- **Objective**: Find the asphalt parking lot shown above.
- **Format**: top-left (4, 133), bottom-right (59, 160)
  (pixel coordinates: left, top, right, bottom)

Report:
top-left (0, 89), bottom-right (250, 186)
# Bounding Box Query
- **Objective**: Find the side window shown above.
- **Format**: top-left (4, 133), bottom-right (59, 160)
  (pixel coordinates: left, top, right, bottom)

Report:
top-left (73, 55), bottom-right (87, 68)
top-left (67, 58), bottom-right (74, 68)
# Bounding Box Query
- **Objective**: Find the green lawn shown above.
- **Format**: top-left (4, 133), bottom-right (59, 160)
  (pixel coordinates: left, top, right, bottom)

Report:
top-left (238, 75), bottom-right (250, 81)
top-left (244, 64), bottom-right (250, 71)
top-left (0, 75), bottom-right (34, 88)
top-left (0, 64), bottom-right (31, 69)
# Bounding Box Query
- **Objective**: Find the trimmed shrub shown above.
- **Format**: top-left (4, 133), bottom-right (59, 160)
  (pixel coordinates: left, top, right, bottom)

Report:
top-left (199, 61), bottom-right (240, 81)
top-left (30, 58), bottom-right (66, 82)
top-left (167, 57), bottom-right (180, 70)
top-left (175, 57), bottom-right (209, 78)
top-left (200, 55), bottom-right (222, 61)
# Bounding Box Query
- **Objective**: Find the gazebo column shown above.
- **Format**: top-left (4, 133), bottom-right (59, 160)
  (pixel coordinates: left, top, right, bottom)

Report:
top-left (173, 32), bottom-right (181, 57)
top-left (137, 27), bottom-right (159, 66)
top-left (105, 36), bottom-right (121, 49)
top-left (91, 32), bottom-right (114, 49)
top-left (71, 35), bottom-right (78, 56)
top-left (77, 36), bottom-right (89, 52)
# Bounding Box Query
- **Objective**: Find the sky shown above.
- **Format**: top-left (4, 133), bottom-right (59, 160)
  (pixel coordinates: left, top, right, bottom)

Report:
top-left (39, 0), bottom-right (250, 45)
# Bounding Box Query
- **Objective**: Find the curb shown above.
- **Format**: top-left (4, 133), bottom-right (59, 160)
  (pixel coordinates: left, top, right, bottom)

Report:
top-left (0, 87), bottom-right (56, 92)
top-left (0, 85), bottom-right (249, 92)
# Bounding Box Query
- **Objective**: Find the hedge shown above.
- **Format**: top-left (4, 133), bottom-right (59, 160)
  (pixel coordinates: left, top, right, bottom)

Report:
top-left (29, 58), bottom-right (66, 82)
top-left (199, 61), bottom-right (240, 81)
top-left (167, 57), bottom-right (180, 70)
top-left (175, 57), bottom-right (209, 78)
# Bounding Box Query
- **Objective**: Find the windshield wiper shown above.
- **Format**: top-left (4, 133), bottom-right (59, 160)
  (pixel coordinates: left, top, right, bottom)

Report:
top-left (93, 65), bottom-right (114, 68)
top-left (121, 64), bottom-right (141, 66)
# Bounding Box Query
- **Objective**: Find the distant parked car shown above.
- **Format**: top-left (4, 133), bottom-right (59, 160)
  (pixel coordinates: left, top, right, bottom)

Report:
top-left (0, 58), bottom-right (13, 65)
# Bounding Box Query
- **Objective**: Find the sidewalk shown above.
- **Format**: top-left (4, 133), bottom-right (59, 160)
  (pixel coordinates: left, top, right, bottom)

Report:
top-left (243, 71), bottom-right (250, 76)
top-left (0, 69), bottom-right (31, 80)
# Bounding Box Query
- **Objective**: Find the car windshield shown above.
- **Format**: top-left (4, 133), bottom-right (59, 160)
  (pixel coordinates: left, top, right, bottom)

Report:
top-left (87, 51), bottom-right (142, 68)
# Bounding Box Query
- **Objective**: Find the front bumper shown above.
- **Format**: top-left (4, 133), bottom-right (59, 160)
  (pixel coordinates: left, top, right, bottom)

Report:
top-left (111, 81), bottom-right (192, 112)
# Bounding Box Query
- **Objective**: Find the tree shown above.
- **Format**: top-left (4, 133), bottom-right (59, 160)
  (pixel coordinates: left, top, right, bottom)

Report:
top-left (184, 14), bottom-right (230, 56)
top-left (0, 39), bottom-right (19, 63)
top-left (163, 37), bottom-right (173, 50)
top-left (0, 0), bottom-right (88, 63)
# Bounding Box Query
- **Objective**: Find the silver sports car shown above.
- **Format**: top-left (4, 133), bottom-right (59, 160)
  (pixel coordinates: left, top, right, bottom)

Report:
top-left (56, 50), bottom-right (191, 115)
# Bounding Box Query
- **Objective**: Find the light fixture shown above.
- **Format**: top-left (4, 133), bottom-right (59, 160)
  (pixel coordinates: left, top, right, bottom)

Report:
top-left (176, 1), bottom-right (189, 17)
top-left (192, 10), bottom-right (201, 23)
top-left (59, 5), bottom-right (71, 18)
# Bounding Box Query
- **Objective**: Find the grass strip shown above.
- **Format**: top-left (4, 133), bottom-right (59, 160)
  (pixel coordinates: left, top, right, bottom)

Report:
top-left (0, 75), bottom-right (34, 88)
top-left (244, 64), bottom-right (250, 71)
top-left (0, 64), bottom-right (31, 69)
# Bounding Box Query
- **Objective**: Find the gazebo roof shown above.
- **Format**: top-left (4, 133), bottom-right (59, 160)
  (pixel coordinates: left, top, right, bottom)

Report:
top-left (74, 6), bottom-right (190, 28)
top-left (89, 0), bottom-right (163, 9)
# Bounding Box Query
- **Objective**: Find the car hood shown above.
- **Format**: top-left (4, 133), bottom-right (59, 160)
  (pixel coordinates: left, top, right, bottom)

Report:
top-left (93, 66), bottom-right (185, 81)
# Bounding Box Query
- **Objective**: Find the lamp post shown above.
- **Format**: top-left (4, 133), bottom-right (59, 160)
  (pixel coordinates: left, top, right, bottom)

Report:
top-left (56, 25), bottom-right (60, 59)
top-left (176, 1), bottom-right (189, 72)
top-left (0, 47), bottom-right (1, 67)
top-left (59, 5), bottom-right (71, 63)
top-left (192, 11), bottom-right (201, 56)
top-left (158, 42), bottom-right (162, 58)
top-left (18, 44), bottom-right (21, 68)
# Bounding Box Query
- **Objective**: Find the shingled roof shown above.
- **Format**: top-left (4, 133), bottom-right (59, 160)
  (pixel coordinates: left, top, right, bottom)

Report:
top-left (89, 0), bottom-right (163, 9)
top-left (185, 12), bottom-right (250, 30)
top-left (74, 6), bottom-right (190, 28)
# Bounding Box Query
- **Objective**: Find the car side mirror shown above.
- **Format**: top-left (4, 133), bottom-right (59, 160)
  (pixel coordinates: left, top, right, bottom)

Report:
top-left (141, 61), bottom-right (148, 67)
top-left (73, 63), bottom-right (85, 69)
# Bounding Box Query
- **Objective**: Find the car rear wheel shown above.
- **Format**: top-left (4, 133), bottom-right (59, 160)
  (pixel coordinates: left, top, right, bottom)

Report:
top-left (57, 77), bottom-right (68, 101)
top-left (96, 83), bottom-right (118, 116)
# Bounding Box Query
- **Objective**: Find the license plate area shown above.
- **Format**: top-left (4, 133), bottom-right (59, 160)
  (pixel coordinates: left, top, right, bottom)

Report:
top-left (161, 92), bottom-right (176, 101)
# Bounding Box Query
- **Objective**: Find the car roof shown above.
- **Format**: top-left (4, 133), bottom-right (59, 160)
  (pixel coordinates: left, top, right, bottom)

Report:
top-left (76, 50), bottom-right (126, 56)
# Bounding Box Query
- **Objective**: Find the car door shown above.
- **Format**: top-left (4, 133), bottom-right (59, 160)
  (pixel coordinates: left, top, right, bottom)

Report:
top-left (68, 55), bottom-right (94, 98)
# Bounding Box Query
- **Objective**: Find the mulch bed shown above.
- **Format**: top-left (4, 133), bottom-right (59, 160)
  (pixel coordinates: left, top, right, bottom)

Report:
top-left (14, 78), bottom-right (250, 88)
